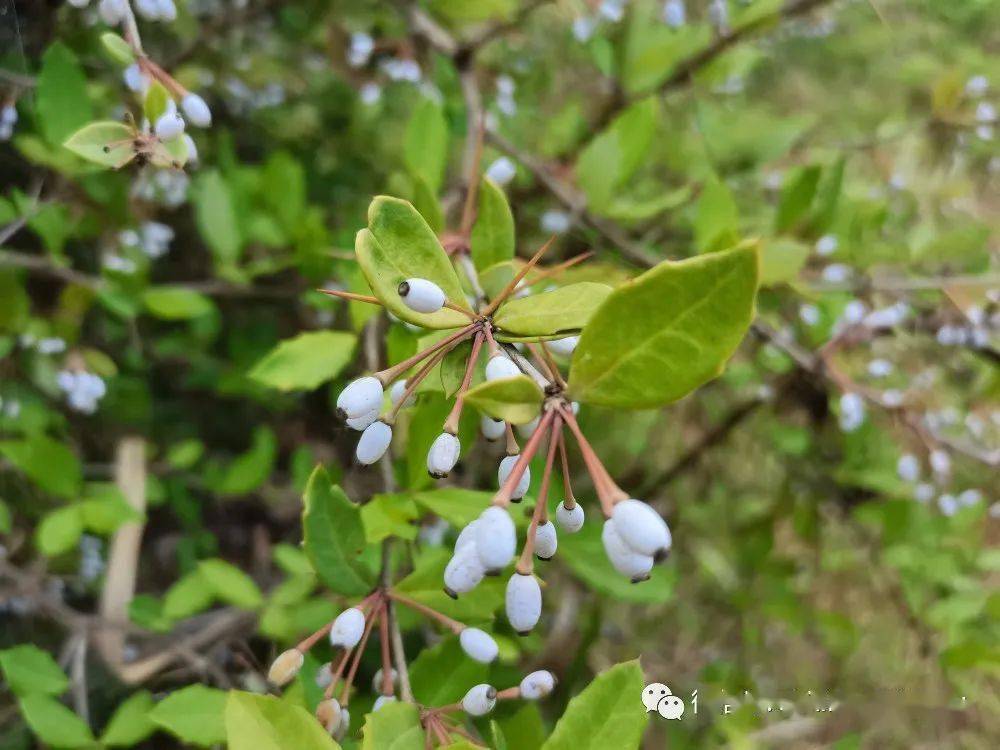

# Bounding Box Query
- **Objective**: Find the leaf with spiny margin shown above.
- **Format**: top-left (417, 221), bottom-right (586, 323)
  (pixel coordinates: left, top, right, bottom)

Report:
top-left (302, 467), bottom-right (374, 595)
top-left (462, 375), bottom-right (543, 425)
top-left (63, 121), bottom-right (136, 168)
top-left (225, 691), bottom-right (341, 750)
top-left (569, 243), bottom-right (758, 408)
top-left (540, 661), bottom-right (648, 750)
top-left (470, 177), bottom-right (515, 271)
top-left (493, 282), bottom-right (612, 336)
top-left (357, 197), bottom-right (471, 329)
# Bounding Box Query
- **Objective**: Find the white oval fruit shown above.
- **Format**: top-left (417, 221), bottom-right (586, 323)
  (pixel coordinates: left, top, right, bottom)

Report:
top-left (337, 376), bottom-right (384, 419)
top-left (534, 521), bottom-right (558, 560)
top-left (601, 519), bottom-right (654, 583)
top-left (356, 420), bottom-right (392, 464)
top-left (316, 698), bottom-right (342, 734)
top-left (329, 607), bottom-right (366, 648)
top-left (267, 649), bottom-right (303, 686)
top-left (454, 520), bottom-right (479, 551)
top-left (372, 668), bottom-right (398, 694)
top-left (611, 499), bottom-right (672, 560)
top-left (462, 683), bottom-right (498, 716)
top-left (98, 0), bottom-right (127, 25)
top-left (372, 695), bottom-right (397, 711)
top-left (335, 708), bottom-right (350, 741)
top-left (475, 506), bottom-right (516, 574)
top-left (154, 111), bottom-right (185, 141)
top-left (498, 455), bottom-right (530, 501)
top-left (481, 416), bottom-right (506, 441)
top-left (520, 670), bottom-right (556, 700)
top-left (555, 501), bottom-right (584, 533)
top-left (389, 379), bottom-right (415, 408)
top-left (181, 93), bottom-right (212, 127)
top-left (517, 416), bottom-right (540, 438)
top-left (398, 278), bottom-right (446, 313)
top-left (427, 432), bottom-right (461, 478)
top-left (460, 627), bottom-right (499, 664)
top-left (546, 335), bottom-right (579, 357)
top-left (346, 407), bottom-right (379, 431)
top-left (443, 542), bottom-right (485, 598)
top-left (506, 572), bottom-right (542, 635)
top-left (315, 662), bottom-right (333, 688)
top-left (486, 353), bottom-right (520, 381)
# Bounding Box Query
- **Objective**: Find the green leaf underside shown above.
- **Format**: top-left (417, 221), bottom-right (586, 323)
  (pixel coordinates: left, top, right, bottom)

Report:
top-left (302, 467), bottom-right (374, 595)
top-left (249, 331), bottom-right (357, 391)
top-left (357, 197), bottom-right (470, 329)
top-left (148, 685), bottom-right (227, 746)
top-left (568, 244), bottom-right (759, 408)
top-left (463, 375), bottom-right (544, 424)
top-left (493, 282), bottom-right (612, 336)
top-left (361, 701), bottom-right (423, 750)
top-left (225, 691), bottom-right (341, 750)
top-left (540, 661), bottom-right (648, 750)
top-left (470, 177), bottom-right (515, 271)
top-left (63, 121), bottom-right (135, 168)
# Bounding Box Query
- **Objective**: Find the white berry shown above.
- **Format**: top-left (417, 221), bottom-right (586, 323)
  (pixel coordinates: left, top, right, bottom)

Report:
top-left (555, 501), bottom-right (584, 533)
top-left (462, 683), bottom-right (497, 716)
top-left (498, 454), bottom-right (530, 501)
top-left (337, 376), bottom-right (384, 419)
top-left (486, 352), bottom-right (520, 381)
top-left (444, 541), bottom-right (485, 598)
top-left (460, 627), bottom-right (499, 664)
top-left (181, 93), bottom-right (212, 127)
top-left (506, 572), bottom-right (542, 635)
top-left (546, 336), bottom-right (579, 357)
top-left (481, 416), bottom-right (506, 441)
top-left (427, 432), bottom-right (461, 478)
top-left (346, 407), bottom-right (380, 431)
top-left (520, 670), bottom-right (556, 700)
top-left (534, 520), bottom-right (558, 560)
top-left (398, 278), bottom-right (446, 313)
top-left (355, 420), bottom-right (392, 465)
top-left (329, 607), bottom-right (366, 648)
top-left (601, 519), bottom-right (654, 583)
top-left (154, 111), bottom-right (185, 141)
top-left (611, 499), bottom-right (671, 561)
top-left (475, 506), bottom-right (516, 574)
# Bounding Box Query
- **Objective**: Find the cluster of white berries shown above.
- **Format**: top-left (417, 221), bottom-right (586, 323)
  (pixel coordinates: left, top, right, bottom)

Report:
top-left (119, 221), bottom-right (174, 259)
top-left (602, 499), bottom-right (672, 583)
top-left (445, 506), bottom-right (517, 596)
top-left (461, 670), bottom-right (555, 716)
top-left (57, 370), bottom-right (107, 414)
top-left (0, 102), bottom-right (17, 142)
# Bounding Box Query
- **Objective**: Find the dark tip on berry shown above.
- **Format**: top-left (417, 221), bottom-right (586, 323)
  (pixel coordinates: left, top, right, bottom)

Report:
top-left (516, 629), bottom-right (531, 637)
top-left (484, 568), bottom-right (501, 577)
top-left (510, 496), bottom-right (522, 504)
top-left (397, 281), bottom-right (410, 297)
top-left (443, 587), bottom-right (458, 600)
top-left (485, 687), bottom-right (497, 700)
top-left (630, 573), bottom-right (651, 584)
top-left (536, 554), bottom-right (553, 562)
top-left (335, 407), bottom-right (348, 421)
top-left (428, 470), bottom-right (447, 479)
top-left (653, 548), bottom-right (670, 563)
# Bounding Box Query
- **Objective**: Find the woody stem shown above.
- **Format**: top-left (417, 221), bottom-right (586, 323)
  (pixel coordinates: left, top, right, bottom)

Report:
top-left (516, 418), bottom-right (561, 573)
top-left (378, 605), bottom-right (395, 696)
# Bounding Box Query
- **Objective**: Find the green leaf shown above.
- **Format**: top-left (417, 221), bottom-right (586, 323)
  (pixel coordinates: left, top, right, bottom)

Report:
top-left (197, 559), bottom-right (264, 609)
top-left (694, 177), bottom-right (739, 253)
top-left (560, 522), bottom-right (675, 604)
top-left (262, 151), bottom-right (306, 231)
top-left (568, 243), bottom-right (759, 408)
top-left (410, 174), bottom-right (444, 232)
top-left (18, 695), bottom-right (95, 749)
top-left (225, 691), bottom-right (341, 750)
top-left (215, 426), bottom-right (278, 495)
top-left (0, 645), bottom-right (69, 697)
top-left (162, 571), bottom-right (216, 620)
top-left (540, 661), bottom-right (648, 750)
top-left (361, 494), bottom-right (419, 544)
top-left (62, 122), bottom-right (135, 169)
top-left (36, 506), bottom-right (85, 557)
top-left (192, 170), bottom-right (242, 265)
top-left (395, 547), bottom-right (504, 622)
top-left (142, 287), bottom-right (215, 320)
top-left (463, 375), bottom-right (543, 425)
top-left (302, 467), bottom-right (374, 595)
top-left (149, 685), bottom-right (227, 747)
top-left (411, 488), bottom-right (494, 528)
top-left (36, 43), bottom-right (92, 146)
top-left (144, 81), bottom-right (171, 124)
top-left (759, 238), bottom-right (810, 286)
top-left (101, 691), bottom-right (157, 747)
top-left (357, 197), bottom-right (471, 329)
top-left (575, 98), bottom-right (658, 212)
top-left (409, 638), bottom-right (489, 706)
top-left (470, 178), bottom-right (515, 272)
top-left (99, 32), bottom-right (134, 66)
top-left (404, 98), bottom-right (448, 193)
top-left (250, 331), bottom-right (357, 391)
top-left (360, 700), bottom-right (424, 750)
top-left (774, 165), bottom-right (821, 233)
top-left (0, 435), bottom-right (82, 498)
top-left (493, 283), bottom-right (612, 337)
top-left (438, 338), bottom-right (474, 397)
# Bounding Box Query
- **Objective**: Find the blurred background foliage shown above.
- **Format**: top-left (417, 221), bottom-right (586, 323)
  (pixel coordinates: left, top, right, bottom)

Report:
top-left (0, 0), bottom-right (998, 748)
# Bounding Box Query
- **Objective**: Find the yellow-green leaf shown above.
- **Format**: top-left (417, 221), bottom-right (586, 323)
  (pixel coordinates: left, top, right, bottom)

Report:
top-left (463, 375), bottom-right (543, 424)
top-left (249, 331), bottom-right (357, 391)
top-left (493, 282), bottom-right (612, 337)
top-left (226, 691), bottom-right (341, 750)
top-left (149, 685), bottom-right (227, 747)
top-left (470, 178), bottom-right (515, 271)
top-left (63, 121), bottom-right (135, 169)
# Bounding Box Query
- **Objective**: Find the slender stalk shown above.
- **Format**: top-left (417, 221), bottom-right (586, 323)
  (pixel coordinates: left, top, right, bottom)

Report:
top-left (376, 323), bottom-right (479, 385)
top-left (525, 342), bottom-right (559, 384)
top-left (442, 331), bottom-right (485, 434)
top-left (323, 649), bottom-right (353, 700)
top-left (457, 253), bottom-right (488, 309)
top-left (482, 237), bottom-right (556, 316)
top-left (516, 418), bottom-right (560, 573)
top-left (482, 322), bottom-right (500, 355)
top-left (558, 404), bottom-right (626, 513)
top-left (319, 288), bottom-right (382, 305)
top-left (504, 422), bottom-right (519, 457)
top-left (557, 429), bottom-right (576, 510)
top-left (377, 606), bottom-right (395, 696)
top-left (459, 118), bottom-right (485, 237)
top-left (537, 342), bottom-right (567, 389)
top-left (295, 621), bottom-right (334, 653)
top-left (388, 591), bottom-right (464, 634)
top-left (493, 409), bottom-right (555, 507)
top-left (525, 251), bottom-right (594, 285)
top-left (386, 345), bottom-right (453, 424)
top-left (387, 598), bottom-right (414, 702)
top-left (496, 687), bottom-right (521, 700)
